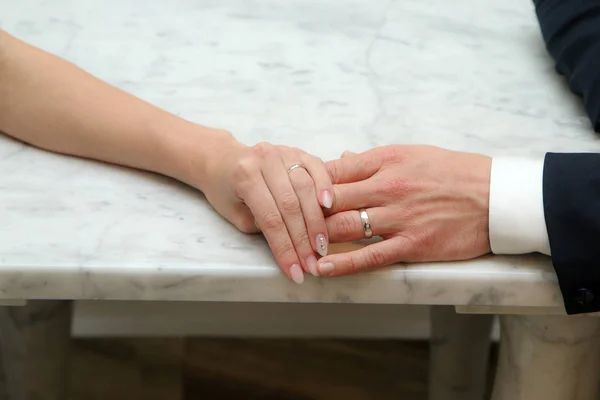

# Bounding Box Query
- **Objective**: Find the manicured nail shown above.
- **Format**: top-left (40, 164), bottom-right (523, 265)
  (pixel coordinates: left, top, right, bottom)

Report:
top-left (321, 190), bottom-right (333, 209)
top-left (318, 262), bottom-right (334, 276)
top-left (290, 264), bottom-right (304, 284)
top-left (307, 255), bottom-right (319, 276)
top-left (316, 234), bottom-right (328, 257)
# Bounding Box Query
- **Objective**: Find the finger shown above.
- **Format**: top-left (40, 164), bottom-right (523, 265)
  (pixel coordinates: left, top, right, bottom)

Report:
top-left (239, 177), bottom-right (304, 284)
top-left (288, 166), bottom-right (328, 276)
top-left (326, 180), bottom-right (377, 215)
top-left (261, 155), bottom-right (316, 277)
top-left (317, 236), bottom-right (410, 276)
top-left (229, 202), bottom-right (261, 234)
top-left (341, 151), bottom-right (356, 158)
top-left (326, 207), bottom-right (392, 242)
top-left (301, 153), bottom-right (334, 209)
top-left (326, 150), bottom-right (382, 184)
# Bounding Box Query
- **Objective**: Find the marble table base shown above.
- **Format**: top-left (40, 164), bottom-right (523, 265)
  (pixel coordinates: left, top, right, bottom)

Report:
top-left (0, 300), bottom-right (72, 400)
top-left (428, 306), bottom-right (494, 400)
top-left (491, 314), bottom-right (600, 400)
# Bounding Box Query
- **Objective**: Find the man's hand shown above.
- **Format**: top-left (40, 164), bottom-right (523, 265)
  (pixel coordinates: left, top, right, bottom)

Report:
top-left (317, 145), bottom-right (492, 276)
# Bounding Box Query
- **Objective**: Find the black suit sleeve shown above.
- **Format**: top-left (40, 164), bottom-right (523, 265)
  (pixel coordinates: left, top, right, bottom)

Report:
top-left (535, 1), bottom-right (600, 314)
top-left (544, 153), bottom-right (600, 314)
top-left (535, 0), bottom-right (600, 131)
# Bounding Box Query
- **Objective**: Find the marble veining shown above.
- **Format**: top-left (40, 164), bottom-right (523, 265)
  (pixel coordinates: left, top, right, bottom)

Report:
top-left (491, 315), bottom-right (600, 399)
top-left (0, 0), bottom-right (592, 306)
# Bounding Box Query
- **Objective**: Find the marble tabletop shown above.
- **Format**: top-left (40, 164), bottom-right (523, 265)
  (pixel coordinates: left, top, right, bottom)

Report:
top-left (0, 0), bottom-right (597, 308)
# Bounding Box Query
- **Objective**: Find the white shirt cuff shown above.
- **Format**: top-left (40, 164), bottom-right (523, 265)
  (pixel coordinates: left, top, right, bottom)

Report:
top-left (489, 157), bottom-right (551, 256)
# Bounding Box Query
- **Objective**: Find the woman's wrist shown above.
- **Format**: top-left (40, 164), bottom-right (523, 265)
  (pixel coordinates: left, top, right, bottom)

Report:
top-left (153, 116), bottom-right (243, 192)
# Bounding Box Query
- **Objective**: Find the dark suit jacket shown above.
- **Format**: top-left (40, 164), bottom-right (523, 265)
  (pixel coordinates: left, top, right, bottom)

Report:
top-left (535, 0), bottom-right (600, 313)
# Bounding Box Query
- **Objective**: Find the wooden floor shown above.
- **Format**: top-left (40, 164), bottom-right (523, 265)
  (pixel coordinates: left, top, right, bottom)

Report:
top-left (67, 338), bottom-right (498, 400)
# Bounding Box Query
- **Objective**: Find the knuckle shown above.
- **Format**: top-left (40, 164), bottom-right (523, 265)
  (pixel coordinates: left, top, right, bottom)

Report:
top-left (333, 195), bottom-right (349, 212)
top-left (365, 247), bottom-right (389, 267)
top-left (235, 216), bottom-right (258, 234)
top-left (279, 193), bottom-right (301, 213)
top-left (274, 242), bottom-right (296, 261)
top-left (344, 255), bottom-right (359, 273)
top-left (327, 161), bottom-right (342, 182)
top-left (400, 232), bottom-right (431, 259)
top-left (378, 146), bottom-right (402, 163)
top-left (292, 230), bottom-right (311, 249)
top-left (307, 154), bottom-right (325, 167)
top-left (305, 212), bottom-right (325, 229)
top-left (293, 176), bottom-right (315, 194)
top-left (416, 230), bottom-right (434, 249)
top-left (336, 213), bottom-right (357, 236)
top-left (260, 212), bottom-right (284, 231)
top-left (232, 157), bottom-right (259, 183)
top-left (377, 176), bottom-right (411, 197)
top-left (252, 142), bottom-right (276, 158)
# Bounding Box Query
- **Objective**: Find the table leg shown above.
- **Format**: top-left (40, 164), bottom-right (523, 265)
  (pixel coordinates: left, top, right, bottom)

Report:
top-left (0, 300), bottom-right (72, 400)
top-left (491, 315), bottom-right (600, 400)
top-left (428, 306), bottom-right (494, 400)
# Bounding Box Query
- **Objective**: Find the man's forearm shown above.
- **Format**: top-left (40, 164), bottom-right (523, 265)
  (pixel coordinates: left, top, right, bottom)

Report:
top-left (0, 30), bottom-right (233, 190)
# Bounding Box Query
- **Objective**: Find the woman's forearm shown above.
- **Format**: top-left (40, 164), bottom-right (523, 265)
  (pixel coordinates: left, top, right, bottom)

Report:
top-left (0, 30), bottom-right (235, 190)
top-left (0, 31), bottom-right (335, 283)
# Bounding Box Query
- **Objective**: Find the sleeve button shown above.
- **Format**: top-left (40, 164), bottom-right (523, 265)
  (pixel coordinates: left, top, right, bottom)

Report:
top-left (573, 288), bottom-right (595, 307)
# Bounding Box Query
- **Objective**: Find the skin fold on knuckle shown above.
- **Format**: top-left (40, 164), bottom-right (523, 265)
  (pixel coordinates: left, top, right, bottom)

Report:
top-left (252, 142), bottom-right (276, 159)
top-left (365, 247), bottom-right (389, 269)
top-left (232, 157), bottom-right (259, 186)
top-left (417, 230), bottom-right (434, 250)
top-left (376, 175), bottom-right (411, 199)
top-left (308, 156), bottom-right (330, 181)
top-left (327, 161), bottom-right (343, 183)
top-left (379, 146), bottom-right (403, 163)
top-left (336, 213), bottom-right (357, 237)
top-left (235, 216), bottom-right (257, 234)
top-left (397, 232), bottom-right (427, 261)
top-left (273, 244), bottom-right (297, 268)
top-left (331, 188), bottom-right (349, 211)
top-left (341, 254), bottom-right (360, 274)
top-left (292, 231), bottom-right (312, 252)
top-left (259, 212), bottom-right (284, 232)
top-left (294, 175), bottom-right (315, 196)
top-left (279, 193), bottom-right (301, 214)
top-left (306, 215), bottom-right (326, 235)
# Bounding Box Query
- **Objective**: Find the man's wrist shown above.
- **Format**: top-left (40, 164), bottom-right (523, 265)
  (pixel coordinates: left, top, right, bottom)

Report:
top-left (488, 157), bottom-right (551, 255)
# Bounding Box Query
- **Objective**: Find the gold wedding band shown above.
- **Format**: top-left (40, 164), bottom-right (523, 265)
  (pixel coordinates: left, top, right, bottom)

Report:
top-left (359, 208), bottom-right (373, 239)
top-left (287, 163), bottom-right (307, 174)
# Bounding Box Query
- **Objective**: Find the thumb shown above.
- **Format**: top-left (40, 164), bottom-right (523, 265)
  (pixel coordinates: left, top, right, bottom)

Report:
top-left (316, 237), bottom-right (405, 276)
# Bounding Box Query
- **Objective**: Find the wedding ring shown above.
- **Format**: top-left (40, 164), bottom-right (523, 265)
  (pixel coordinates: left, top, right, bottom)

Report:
top-left (287, 163), bottom-right (307, 174)
top-left (359, 208), bottom-right (373, 239)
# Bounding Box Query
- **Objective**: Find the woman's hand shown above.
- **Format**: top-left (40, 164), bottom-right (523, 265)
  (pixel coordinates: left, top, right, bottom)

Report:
top-left (317, 145), bottom-right (491, 276)
top-left (197, 135), bottom-right (333, 283)
top-left (0, 31), bottom-right (332, 284)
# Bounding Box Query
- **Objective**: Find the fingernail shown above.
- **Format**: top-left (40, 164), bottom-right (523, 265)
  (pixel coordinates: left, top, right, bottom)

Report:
top-left (316, 234), bottom-right (328, 257)
top-left (307, 255), bottom-right (319, 276)
top-left (321, 190), bottom-right (333, 209)
top-left (318, 262), bottom-right (334, 276)
top-left (290, 264), bottom-right (304, 284)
